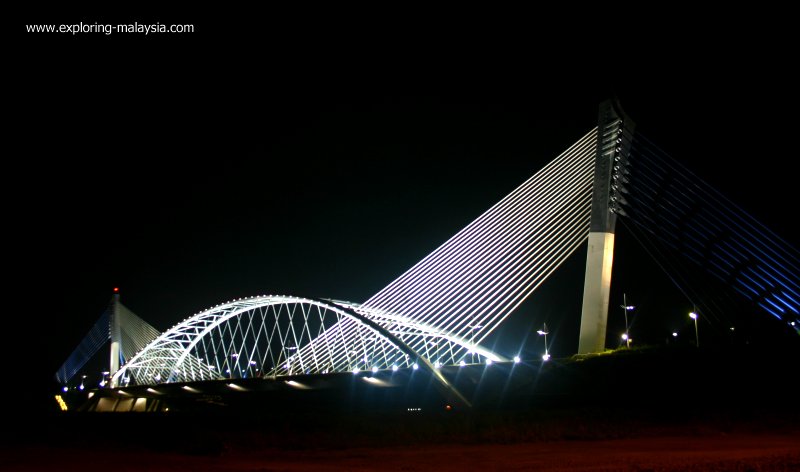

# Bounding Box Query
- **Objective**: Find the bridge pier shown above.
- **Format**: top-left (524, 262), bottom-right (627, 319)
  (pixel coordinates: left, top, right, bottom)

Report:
top-left (110, 291), bottom-right (121, 384)
top-left (579, 232), bottom-right (616, 353)
top-left (578, 100), bottom-right (635, 354)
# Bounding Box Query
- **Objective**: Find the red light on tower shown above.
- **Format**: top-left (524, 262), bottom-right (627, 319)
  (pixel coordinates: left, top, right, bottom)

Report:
top-left (113, 287), bottom-right (119, 293)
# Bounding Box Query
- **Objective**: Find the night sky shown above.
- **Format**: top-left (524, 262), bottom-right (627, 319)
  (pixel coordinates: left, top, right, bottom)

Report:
top-left (9, 11), bottom-right (798, 408)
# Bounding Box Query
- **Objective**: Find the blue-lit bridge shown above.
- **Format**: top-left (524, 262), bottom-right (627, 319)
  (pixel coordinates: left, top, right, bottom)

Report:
top-left (56, 101), bottom-right (800, 412)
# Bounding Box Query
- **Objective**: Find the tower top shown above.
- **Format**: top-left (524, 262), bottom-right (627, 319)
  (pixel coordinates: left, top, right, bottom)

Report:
top-left (588, 100), bottom-right (636, 233)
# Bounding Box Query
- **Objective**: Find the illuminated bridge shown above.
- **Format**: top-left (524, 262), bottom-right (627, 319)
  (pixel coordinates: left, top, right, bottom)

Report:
top-left (56, 101), bottom-right (800, 411)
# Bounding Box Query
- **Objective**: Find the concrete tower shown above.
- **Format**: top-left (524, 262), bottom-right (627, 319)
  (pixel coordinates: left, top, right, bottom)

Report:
top-left (578, 100), bottom-right (635, 354)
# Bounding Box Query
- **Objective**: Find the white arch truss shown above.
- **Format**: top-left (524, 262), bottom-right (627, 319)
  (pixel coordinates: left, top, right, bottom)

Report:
top-left (112, 296), bottom-right (501, 394)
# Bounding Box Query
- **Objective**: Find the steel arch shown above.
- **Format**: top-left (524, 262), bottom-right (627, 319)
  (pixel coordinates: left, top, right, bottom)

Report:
top-left (112, 295), bottom-right (472, 406)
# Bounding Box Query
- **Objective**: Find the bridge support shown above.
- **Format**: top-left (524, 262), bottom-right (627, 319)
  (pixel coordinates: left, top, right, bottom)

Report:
top-left (579, 232), bottom-right (616, 353)
top-left (578, 100), bottom-right (635, 354)
top-left (109, 291), bottom-right (121, 379)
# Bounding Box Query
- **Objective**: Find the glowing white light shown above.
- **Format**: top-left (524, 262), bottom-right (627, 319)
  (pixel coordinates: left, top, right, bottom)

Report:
top-left (689, 312), bottom-right (698, 320)
top-left (459, 360), bottom-right (466, 367)
top-left (542, 353), bottom-right (551, 361)
top-left (434, 361), bottom-right (441, 368)
top-left (371, 366), bottom-right (378, 373)
top-left (621, 333), bottom-right (628, 341)
top-left (412, 363), bottom-right (419, 370)
top-left (485, 358), bottom-right (493, 365)
top-left (672, 332), bottom-right (678, 337)
top-left (285, 380), bottom-right (311, 390)
top-left (513, 356), bottom-right (521, 363)
top-left (352, 367), bottom-right (360, 374)
top-left (392, 365), bottom-right (399, 372)
top-left (346, 129), bottom-right (597, 360)
top-left (62, 386), bottom-right (68, 392)
top-left (363, 376), bottom-right (391, 387)
top-left (115, 131), bottom-right (599, 386)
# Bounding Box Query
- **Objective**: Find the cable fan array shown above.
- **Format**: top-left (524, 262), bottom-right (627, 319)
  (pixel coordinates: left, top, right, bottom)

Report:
top-left (285, 128), bottom-right (599, 370)
top-left (616, 133), bottom-right (800, 331)
top-left (55, 298), bottom-right (160, 384)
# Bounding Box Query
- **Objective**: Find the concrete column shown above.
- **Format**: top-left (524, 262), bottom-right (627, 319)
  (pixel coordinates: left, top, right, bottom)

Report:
top-left (110, 292), bottom-right (121, 378)
top-left (577, 99), bottom-right (634, 354)
top-left (578, 232), bottom-right (615, 353)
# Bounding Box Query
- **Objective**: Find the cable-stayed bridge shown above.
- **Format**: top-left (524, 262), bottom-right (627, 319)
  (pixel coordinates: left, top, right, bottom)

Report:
top-left (56, 101), bottom-right (800, 409)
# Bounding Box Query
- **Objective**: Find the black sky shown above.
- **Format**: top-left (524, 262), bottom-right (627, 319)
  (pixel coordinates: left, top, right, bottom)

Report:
top-left (9, 10), bottom-right (798, 404)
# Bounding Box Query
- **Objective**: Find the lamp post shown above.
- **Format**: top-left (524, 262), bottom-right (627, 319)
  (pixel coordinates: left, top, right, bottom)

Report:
top-left (620, 293), bottom-right (635, 348)
top-left (537, 323), bottom-right (550, 361)
top-left (428, 341), bottom-right (439, 367)
top-left (689, 311), bottom-right (699, 347)
top-left (230, 352), bottom-right (239, 378)
top-left (285, 346), bottom-right (297, 374)
top-left (468, 320), bottom-right (483, 364)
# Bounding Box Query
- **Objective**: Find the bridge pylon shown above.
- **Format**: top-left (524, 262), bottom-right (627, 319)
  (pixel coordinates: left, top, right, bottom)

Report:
top-left (578, 100), bottom-right (635, 354)
top-left (55, 288), bottom-right (160, 388)
top-left (109, 288), bottom-right (121, 380)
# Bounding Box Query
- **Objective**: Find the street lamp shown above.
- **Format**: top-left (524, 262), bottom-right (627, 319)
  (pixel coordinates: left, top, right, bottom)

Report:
top-left (620, 293), bottom-right (635, 348)
top-left (537, 323), bottom-right (550, 361)
top-left (468, 320), bottom-right (483, 364)
top-left (689, 311), bottom-right (699, 347)
top-left (285, 346), bottom-right (298, 374)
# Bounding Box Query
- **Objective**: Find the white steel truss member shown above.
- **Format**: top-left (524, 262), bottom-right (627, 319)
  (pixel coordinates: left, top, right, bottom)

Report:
top-left (110, 296), bottom-right (475, 406)
top-left (301, 300), bottom-right (506, 375)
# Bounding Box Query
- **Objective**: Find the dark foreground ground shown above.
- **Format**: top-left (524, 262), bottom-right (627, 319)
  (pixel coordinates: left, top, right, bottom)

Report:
top-left (3, 425), bottom-right (800, 471)
top-left (5, 345), bottom-right (799, 470)
top-left (5, 399), bottom-right (799, 471)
